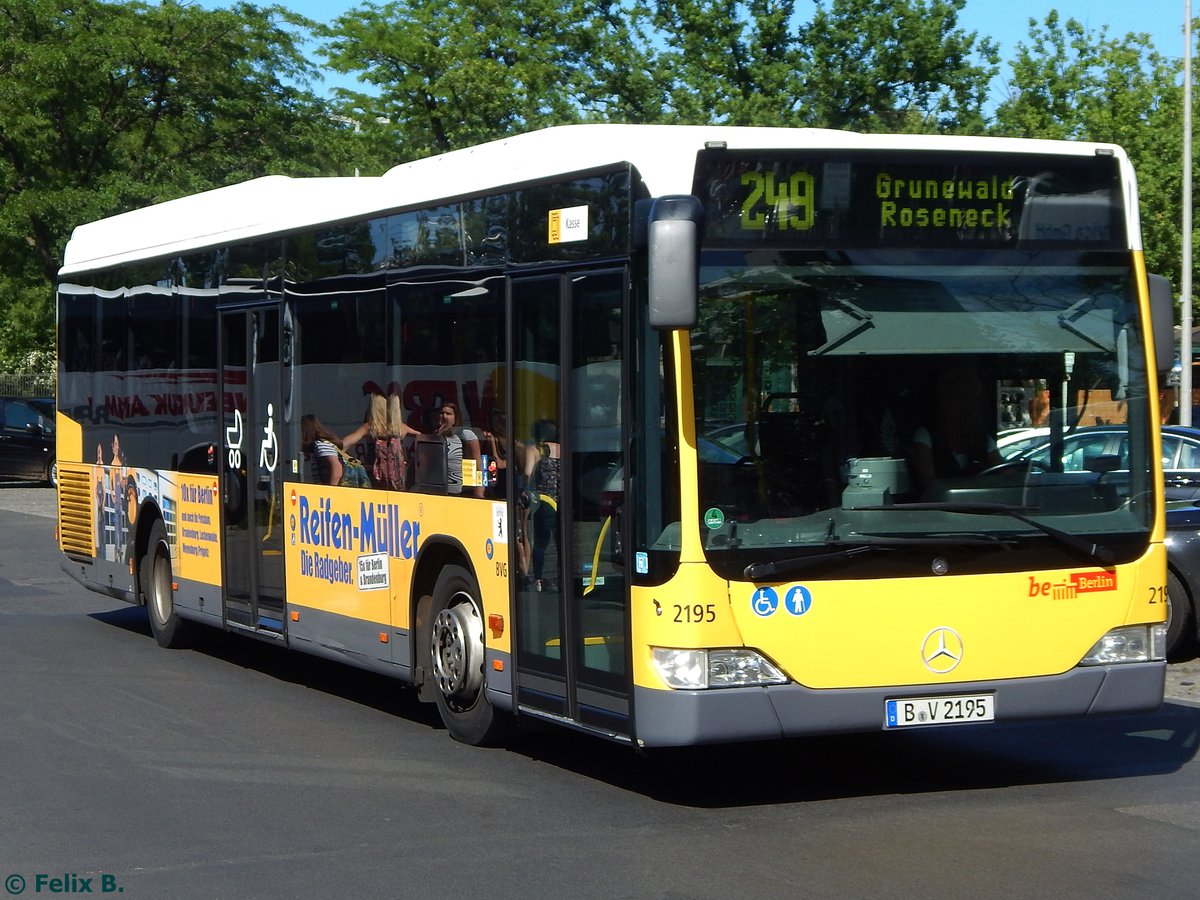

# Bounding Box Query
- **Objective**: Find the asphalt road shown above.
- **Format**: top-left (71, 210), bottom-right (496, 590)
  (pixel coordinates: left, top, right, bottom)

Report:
top-left (3, 482), bottom-right (1200, 899)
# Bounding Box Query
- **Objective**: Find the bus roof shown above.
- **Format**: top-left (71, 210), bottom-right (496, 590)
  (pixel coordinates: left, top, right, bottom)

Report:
top-left (59, 124), bottom-right (1138, 275)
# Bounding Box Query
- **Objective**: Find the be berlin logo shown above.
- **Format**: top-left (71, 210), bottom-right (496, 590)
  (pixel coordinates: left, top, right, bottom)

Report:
top-left (5, 873), bottom-right (124, 895)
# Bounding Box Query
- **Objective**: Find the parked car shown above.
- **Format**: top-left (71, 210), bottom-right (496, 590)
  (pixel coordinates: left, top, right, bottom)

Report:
top-left (705, 423), bottom-right (752, 458)
top-left (996, 426), bottom-right (1050, 458)
top-left (698, 435), bottom-right (745, 464)
top-left (1165, 500), bottom-right (1200, 660)
top-left (1008, 424), bottom-right (1200, 501)
top-left (0, 397), bottom-right (56, 487)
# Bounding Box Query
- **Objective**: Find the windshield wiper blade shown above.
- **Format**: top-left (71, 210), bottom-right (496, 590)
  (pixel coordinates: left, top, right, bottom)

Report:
top-left (744, 544), bottom-right (879, 581)
top-left (860, 501), bottom-right (1116, 565)
top-left (743, 534), bottom-right (1008, 582)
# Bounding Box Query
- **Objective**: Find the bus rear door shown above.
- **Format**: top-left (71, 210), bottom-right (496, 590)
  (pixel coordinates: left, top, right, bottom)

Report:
top-left (219, 304), bottom-right (286, 636)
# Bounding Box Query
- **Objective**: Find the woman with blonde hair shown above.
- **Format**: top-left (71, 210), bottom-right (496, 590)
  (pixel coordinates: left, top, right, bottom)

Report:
top-left (343, 392), bottom-right (415, 490)
top-left (342, 393), bottom-right (388, 452)
top-left (387, 393), bottom-right (405, 435)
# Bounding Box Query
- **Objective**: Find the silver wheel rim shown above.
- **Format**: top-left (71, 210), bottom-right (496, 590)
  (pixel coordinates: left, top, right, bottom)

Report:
top-left (430, 591), bottom-right (484, 708)
top-left (150, 543), bottom-right (172, 627)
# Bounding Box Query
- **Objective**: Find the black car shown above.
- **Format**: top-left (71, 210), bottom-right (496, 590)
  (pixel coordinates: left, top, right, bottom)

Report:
top-left (0, 397), bottom-right (56, 487)
top-left (1166, 500), bottom-right (1200, 659)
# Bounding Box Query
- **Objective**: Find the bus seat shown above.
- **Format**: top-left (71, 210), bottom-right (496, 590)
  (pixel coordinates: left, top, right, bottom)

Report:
top-left (412, 435), bottom-right (448, 494)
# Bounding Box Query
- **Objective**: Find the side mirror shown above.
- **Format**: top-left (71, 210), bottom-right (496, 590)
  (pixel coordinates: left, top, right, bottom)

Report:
top-left (647, 196), bottom-right (703, 330)
top-left (1148, 273), bottom-right (1175, 375)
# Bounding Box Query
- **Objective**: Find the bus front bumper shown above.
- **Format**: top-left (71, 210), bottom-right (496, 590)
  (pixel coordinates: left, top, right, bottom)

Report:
top-left (632, 661), bottom-right (1166, 748)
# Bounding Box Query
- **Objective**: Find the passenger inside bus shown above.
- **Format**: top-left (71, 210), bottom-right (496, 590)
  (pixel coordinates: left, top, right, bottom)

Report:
top-left (300, 414), bottom-right (344, 485)
top-left (341, 392), bottom-right (415, 490)
top-left (436, 401), bottom-right (483, 496)
top-left (911, 367), bottom-right (1003, 499)
top-left (480, 407), bottom-right (517, 502)
top-left (523, 419), bottom-right (561, 592)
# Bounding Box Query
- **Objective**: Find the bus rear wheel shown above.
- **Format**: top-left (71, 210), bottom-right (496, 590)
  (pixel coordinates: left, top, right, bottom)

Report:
top-left (142, 519), bottom-right (191, 649)
top-left (427, 565), bottom-right (509, 746)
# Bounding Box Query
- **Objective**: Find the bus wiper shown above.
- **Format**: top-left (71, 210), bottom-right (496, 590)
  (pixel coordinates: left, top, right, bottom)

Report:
top-left (744, 544), bottom-right (879, 581)
top-left (743, 533), bottom-right (1009, 581)
top-left (861, 501), bottom-right (1116, 565)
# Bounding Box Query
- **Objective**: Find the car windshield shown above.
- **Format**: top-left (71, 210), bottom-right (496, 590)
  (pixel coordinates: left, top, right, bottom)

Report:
top-left (686, 249), bottom-right (1155, 577)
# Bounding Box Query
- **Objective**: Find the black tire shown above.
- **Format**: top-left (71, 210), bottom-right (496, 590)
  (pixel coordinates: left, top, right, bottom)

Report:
top-left (1166, 568), bottom-right (1195, 660)
top-left (142, 519), bottom-right (192, 649)
top-left (427, 565), bottom-right (510, 746)
top-left (47, 457), bottom-right (57, 489)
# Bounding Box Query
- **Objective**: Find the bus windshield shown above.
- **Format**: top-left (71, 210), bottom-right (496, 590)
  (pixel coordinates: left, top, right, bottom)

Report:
top-left (690, 248), bottom-right (1154, 577)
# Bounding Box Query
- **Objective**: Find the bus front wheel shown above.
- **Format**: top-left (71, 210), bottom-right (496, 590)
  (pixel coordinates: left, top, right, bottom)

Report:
top-left (142, 520), bottom-right (191, 649)
top-left (427, 565), bottom-right (509, 746)
top-left (1166, 568), bottom-right (1194, 659)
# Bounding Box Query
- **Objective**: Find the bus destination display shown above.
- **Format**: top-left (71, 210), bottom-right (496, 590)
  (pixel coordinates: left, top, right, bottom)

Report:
top-left (694, 150), bottom-right (1124, 250)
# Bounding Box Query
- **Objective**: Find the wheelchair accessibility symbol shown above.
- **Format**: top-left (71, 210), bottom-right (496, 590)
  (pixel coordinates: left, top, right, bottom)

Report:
top-left (751, 587), bottom-right (779, 617)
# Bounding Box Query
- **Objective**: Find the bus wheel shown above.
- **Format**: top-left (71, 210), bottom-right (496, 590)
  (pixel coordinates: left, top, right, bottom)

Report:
top-left (142, 520), bottom-right (191, 649)
top-left (1166, 568), bottom-right (1194, 660)
top-left (428, 565), bottom-right (509, 745)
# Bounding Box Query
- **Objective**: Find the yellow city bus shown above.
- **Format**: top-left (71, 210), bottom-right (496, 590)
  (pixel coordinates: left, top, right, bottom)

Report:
top-left (55, 125), bottom-right (1174, 747)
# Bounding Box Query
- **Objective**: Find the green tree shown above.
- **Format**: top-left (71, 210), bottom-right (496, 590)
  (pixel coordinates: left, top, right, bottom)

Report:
top-left (0, 0), bottom-right (353, 369)
top-left (794, 0), bottom-right (999, 133)
top-left (992, 12), bottom-right (1183, 288)
top-left (566, 0), bottom-right (672, 124)
top-left (638, 0), bottom-right (803, 125)
top-left (321, 0), bottom-right (637, 161)
top-left (604, 0), bottom-right (997, 130)
top-left (324, 0), bottom-right (999, 135)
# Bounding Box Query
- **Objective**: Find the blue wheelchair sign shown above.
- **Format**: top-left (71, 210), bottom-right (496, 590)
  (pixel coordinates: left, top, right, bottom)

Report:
top-left (751, 587), bottom-right (779, 617)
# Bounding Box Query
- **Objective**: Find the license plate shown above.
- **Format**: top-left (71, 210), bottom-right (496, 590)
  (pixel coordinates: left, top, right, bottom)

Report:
top-left (885, 693), bottom-right (995, 729)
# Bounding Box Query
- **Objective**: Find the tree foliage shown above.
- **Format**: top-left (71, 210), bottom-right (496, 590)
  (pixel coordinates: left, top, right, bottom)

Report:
top-left (795, 0), bottom-right (999, 133)
top-left (321, 0), bottom-right (596, 159)
top-left (324, 0), bottom-right (998, 146)
top-left (993, 12), bottom-right (1183, 286)
top-left (637, 0), bottom-right (804, 125)
top-left (0, 0), bottom-right (358, 367)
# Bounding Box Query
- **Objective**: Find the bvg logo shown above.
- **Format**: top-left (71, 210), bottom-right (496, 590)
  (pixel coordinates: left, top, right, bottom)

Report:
top-left (1028, 571), bottom-right (1117, 600)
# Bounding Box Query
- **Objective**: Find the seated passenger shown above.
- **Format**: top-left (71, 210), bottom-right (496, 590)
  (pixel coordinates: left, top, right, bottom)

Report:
top-left (912, 368), bottom-right (1003, 499)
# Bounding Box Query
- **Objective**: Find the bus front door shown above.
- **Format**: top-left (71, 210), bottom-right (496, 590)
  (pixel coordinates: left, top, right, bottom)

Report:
top-left (219, 305), bottom-right (286, 636)
top-left (512, 270), bottom-right (630, 738)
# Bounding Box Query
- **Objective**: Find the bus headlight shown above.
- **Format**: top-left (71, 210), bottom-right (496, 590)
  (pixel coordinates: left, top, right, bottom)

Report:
top-left (651, 647), bottom-right (788, 689)
top-left (1078, 624), bottom-right (1166, 666)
